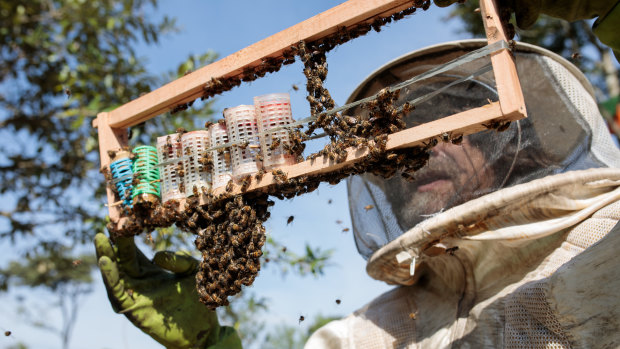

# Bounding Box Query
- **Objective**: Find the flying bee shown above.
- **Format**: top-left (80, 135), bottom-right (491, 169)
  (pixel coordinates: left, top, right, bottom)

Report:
top-left (409, 312), bottom-right (417, 320)
top-left (298, 315), bottom-right (305, 324)
top-left (287, 216), bottom-right (294, 225)
top-left (72, 259), bottom-right (82, 267)
top-left (291, 84), bottom-right (299, 91)
top-left (342, 227), bottom-right (350, 233)
top-left (4, 331), bottom-right (11, 336)
top-left (364, 205), bottom-right (374, 211)
top-left (335, 299), bottom-right (341, 305)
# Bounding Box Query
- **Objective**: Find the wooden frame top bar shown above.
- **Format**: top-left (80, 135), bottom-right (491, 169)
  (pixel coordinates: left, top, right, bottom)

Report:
top-left (102, 0), bottom-right (415, 129)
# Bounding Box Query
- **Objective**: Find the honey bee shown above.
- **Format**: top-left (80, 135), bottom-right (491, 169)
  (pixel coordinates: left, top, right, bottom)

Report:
top-left (446, 246), bottom-right (459, 256)
top-left (269, 136), bottom-right (281, 150)
top-left (451, 133), bottom-right (463, 145)
top-left (287, 216), bottom-right (294, 225)
top-left (291, 84), bottom-right (299, 91)
top-left (72, 259), bottom-right (82, 267)
top-left (107, 150), bottom-right (117, 159)
top-left (335, 299), bottom-right (341, 305)
top-left (240, 175), bottom-right (252, 192)
top-left (440, 132), bottom-right (450, 143)
top-left (271, 169), bottom-right (288, 184)
top-left (328, 199), bottom-right (333, 204)
top-left (99, 167), bottom-right (113, 182)
top-left (342, 228), bottom-right (350, 233)
top-left (298, 315), bottom-right (305, 324)
top-left (5, 331), bottom-right (11, 336)
top-left (238, 140), bottom-right (250, 150)
top-left (409, 312), bottom-right (417, 320)
top-left (246, 263), bottom-right (258, 274)
top-left (364, 205), bottom-right (374, 211)
top-left (225, 179), bottom-right (234, 193)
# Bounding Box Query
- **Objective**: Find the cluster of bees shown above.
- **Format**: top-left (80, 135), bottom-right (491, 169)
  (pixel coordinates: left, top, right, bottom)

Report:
top-left (105, 1), bottom-right (464, 309)
top-left (190, 194), bottom-right (271, 309)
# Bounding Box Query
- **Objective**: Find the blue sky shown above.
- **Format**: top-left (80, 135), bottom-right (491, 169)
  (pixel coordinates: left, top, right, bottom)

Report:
top-left (0, 1), bottom-right (471, 348)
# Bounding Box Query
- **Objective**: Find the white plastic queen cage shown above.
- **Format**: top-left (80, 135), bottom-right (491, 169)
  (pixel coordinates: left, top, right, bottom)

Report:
top-left (156, 134), bottom-right (185, 202)
top-left (254, 93), bottom-right (296, 169)
top-left (181, 130), bottom-right (211, 196)
top-left (223, 105), bottom-right (262, 178)
top-left (209, 122), bottom-right (233, 189)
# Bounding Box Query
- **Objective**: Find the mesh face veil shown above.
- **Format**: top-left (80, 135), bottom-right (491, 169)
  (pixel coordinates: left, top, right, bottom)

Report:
top-left (347, 40), bottom-right (620, 260)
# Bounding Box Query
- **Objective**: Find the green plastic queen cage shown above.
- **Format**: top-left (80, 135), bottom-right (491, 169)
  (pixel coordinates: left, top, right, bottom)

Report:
top-left (131, 145), bottom-right (160, 206)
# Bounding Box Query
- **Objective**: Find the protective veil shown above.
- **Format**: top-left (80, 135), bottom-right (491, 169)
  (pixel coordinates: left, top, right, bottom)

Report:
top-left (306, 40), bottom-right (620, 348)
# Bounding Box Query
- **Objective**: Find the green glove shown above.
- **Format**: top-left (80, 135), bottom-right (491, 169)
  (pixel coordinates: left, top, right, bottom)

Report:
top-left (94, 232), bottom-right (242, 349)
top-left (433, 0), bottom-right (620, 59)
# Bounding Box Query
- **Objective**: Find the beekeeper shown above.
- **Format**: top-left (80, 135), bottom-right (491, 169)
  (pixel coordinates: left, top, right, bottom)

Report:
top-left (94, 38), bottom-right (620, 348)
top-left (305, 39), bottom-right (620, 348)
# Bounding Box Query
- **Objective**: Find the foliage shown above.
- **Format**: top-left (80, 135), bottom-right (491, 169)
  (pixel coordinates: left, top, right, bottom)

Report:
top-left (217, 293), bottom-right (269, 347)
top-left (0, 1), bottom-right (338, 347)
top-left (262, 237), bottom-right (334, 277)
top-left (0, 245), bottom-right (96, 349)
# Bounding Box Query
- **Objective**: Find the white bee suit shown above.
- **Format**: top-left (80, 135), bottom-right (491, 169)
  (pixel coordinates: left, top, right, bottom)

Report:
top-left (306, 41), bottom-right (620, 348)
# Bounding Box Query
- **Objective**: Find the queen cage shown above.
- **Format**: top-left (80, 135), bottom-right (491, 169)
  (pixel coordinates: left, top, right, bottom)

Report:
top-left (223, 105), bottom-right (262, 178)
top-left (181, 130), bottom-right (212, 196)
top-left (254, 93), bottom-right (296, 169)
top-left (157, 134), bottom-right (185, 202)
top-left (109, 151), bottom-right (134, 208)
top-left (209, 122), bottom-right (233, 189)
top-left (131, 146), bottom-right (160, 203)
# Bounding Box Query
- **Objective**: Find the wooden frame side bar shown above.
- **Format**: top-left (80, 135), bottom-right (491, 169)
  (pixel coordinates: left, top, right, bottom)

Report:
top-left (103, 0), bottom-right (415, 129)
top-left (480, 0), bottom-right (526, 119)
top-left (96, 112), bottom-right (128, 221)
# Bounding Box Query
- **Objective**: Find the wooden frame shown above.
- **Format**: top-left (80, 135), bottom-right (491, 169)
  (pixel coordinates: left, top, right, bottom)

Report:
top-left (95, 0), bottom-right (526, 225)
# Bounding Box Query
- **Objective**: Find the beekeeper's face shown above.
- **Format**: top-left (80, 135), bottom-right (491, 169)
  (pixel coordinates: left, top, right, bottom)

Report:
top-left (384, 137), bottom-right (495, 230)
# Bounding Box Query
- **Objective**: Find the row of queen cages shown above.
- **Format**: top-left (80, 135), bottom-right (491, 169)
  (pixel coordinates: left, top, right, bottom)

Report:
top-left (155, 92), bottom-right (297, 203)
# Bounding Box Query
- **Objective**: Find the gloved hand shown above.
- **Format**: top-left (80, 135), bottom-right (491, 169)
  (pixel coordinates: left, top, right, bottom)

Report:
top-left (433, 0), bottom-right (620, 59)
top-left (433, 0), bottom-right (617, 29)
top-left (94, 232), bottom-right (242, 349)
